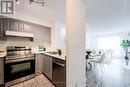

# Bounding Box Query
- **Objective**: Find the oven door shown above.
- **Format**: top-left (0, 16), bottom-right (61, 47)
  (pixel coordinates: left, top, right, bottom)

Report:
top-left (4, 57), bottom-right (35, 82)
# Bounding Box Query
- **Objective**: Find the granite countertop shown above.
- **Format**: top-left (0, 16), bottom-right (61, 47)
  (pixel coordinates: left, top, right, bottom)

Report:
top-left (34, 51), bottom-right (66, 61)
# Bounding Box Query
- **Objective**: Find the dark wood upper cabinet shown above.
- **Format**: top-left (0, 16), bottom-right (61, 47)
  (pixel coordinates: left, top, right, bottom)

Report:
top-left (31, 24), bottom-right (51, 43)
top-left (0, 18), bottom-right (51, 42)
top-left (5, 18), bottom-right (32, 33)
top-left (44, 27), bottom-right (51, 43)
top-left (0, 19), bottom-right (6, 40)
top-left (31, 25), bottom-right (51, 43)
top-left (31, 24), bottom-right (41, 41)
top-left (0, 19), bottom-right (3, 40)
top-left (22, 22), bottom-right (31, 33)
top-left (6, 19), bottom-right (22, 32)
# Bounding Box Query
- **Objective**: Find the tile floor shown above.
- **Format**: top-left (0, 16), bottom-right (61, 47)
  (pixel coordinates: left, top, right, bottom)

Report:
top-left (9, 74), bottom-right (55, 87)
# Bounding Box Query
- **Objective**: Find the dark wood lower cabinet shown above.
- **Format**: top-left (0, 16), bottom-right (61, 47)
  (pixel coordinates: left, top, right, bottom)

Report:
top-left (42, 55), bottom-right (52, 80)
top-left (35, 54), bottom-right (43, 75)
top-left (0, 58), bottom-right (4, 86)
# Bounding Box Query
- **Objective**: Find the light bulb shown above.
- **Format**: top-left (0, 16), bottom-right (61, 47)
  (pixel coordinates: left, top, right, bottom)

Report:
top-left (16, 0), bottom-right (20, 4)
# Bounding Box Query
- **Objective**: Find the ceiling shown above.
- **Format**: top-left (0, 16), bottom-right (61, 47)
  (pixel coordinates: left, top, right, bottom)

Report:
top-left (15, 0), bottom-right (65, 22)
top-left (15, 0), bottom-right (130, 34)
top-left (85, 0), bottom-right (130, 34)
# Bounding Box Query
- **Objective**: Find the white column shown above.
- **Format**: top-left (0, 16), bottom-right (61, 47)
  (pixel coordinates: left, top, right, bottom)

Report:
top-left (66, 0), bottom-right (86, 87)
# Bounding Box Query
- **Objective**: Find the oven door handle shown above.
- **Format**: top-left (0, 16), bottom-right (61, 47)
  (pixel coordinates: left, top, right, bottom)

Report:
top-left (5, 57), bottom-right (35, 64)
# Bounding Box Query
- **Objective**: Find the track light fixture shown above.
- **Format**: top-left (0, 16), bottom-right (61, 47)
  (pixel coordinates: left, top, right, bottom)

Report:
top-left (15, 0), bottom-right (45, 7)
top-left (29, 0), bottom-right (45, 7)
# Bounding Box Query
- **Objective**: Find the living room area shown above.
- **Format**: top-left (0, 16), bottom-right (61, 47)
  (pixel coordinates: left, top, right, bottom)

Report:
top-left (86, 32), bottom-right (130, 87)
top-left (85, 0), bottom-right (130, 86)
top-left (86, 29), bottom-right (130, 87)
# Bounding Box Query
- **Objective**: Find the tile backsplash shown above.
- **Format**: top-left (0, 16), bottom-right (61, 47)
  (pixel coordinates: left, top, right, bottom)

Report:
top-left (0, 37), bottom-right (51, 49)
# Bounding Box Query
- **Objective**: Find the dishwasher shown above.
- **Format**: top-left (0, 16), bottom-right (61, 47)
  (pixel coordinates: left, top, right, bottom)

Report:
top-left (52, 58), bottom-right (66, 87)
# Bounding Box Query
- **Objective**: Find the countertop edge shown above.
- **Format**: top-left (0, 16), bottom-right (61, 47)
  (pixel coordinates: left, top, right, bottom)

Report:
top-left (34, 52), bottom-right (66, 61)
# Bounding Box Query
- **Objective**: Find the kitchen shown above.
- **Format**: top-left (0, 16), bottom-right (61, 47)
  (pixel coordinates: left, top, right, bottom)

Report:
top-left (0, 17), bottom-right (66, 87)
top-left (0, 0), bottom-right (86, 87)
top-left (0, 0), bottom-right (67, 87)
top-left (1, 0), bottom-right (130, 87)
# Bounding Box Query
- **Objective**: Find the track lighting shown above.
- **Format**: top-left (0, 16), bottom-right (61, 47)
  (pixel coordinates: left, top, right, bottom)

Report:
top-left (15, 0), bottom-right (45, 7)
top-left (29, 0), bottom-right (45, 7)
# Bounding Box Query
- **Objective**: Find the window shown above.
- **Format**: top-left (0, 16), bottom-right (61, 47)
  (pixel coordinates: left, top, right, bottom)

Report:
top-left (97, 36), bottom-right (121, 57)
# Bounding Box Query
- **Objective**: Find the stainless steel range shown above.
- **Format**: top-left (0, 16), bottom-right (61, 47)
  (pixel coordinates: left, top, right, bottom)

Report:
top-left (4, 46), bottom-right (35, 87)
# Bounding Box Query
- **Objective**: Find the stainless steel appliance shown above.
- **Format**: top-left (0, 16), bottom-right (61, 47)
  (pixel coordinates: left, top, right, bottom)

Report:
top-left (52, 58), bottom-right (66, 87)
top-left (4, 46), bottom-right (35, 86)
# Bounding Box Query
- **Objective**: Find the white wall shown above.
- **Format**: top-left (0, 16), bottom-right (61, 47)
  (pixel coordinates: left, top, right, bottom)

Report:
top-left (87, 31), bottom-right (130, 49)
top-left (86, 31), bottom-right (130, 58)
top-left (51, 22), bottom-right (66, 49)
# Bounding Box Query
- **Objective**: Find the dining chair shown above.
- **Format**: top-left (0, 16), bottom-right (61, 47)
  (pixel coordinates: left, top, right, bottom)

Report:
top-left (86, 50), bottom-right (96, 69)
top-left (90, 53), bottom-right (106, 73)
top-left (88, 50), bottom-right (97, 59)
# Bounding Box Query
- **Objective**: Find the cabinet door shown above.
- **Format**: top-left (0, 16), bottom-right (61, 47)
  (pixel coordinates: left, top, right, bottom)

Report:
top-left (0, 19), bottom-right (3, 40)
top-left (46, 56), bottom-right (52, 80)
top-left (42, 27), bottom-right (51, 44)
top-left (31, 24), bottom-right (41, 42)
top-left (31, 24), bottom-right (51, 43)
top-left (22, 22), bottom-right (31, 33)
top-left (31, 25), bottom-right (44, 42)
top-left (35, 54), bottom-right (43, 75)
top-left (43, 55), bottom-right (47, 74)
top-left (7, 19), bottom-right (22, 31)
top-left (0, 19), bottom-right (6, 40)
top-left (46, 28), bottom-right (51, 43)
top-left (0, 58), bottom-right (4, 85)
top-left (42, 55), bottom-right (52, 80)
